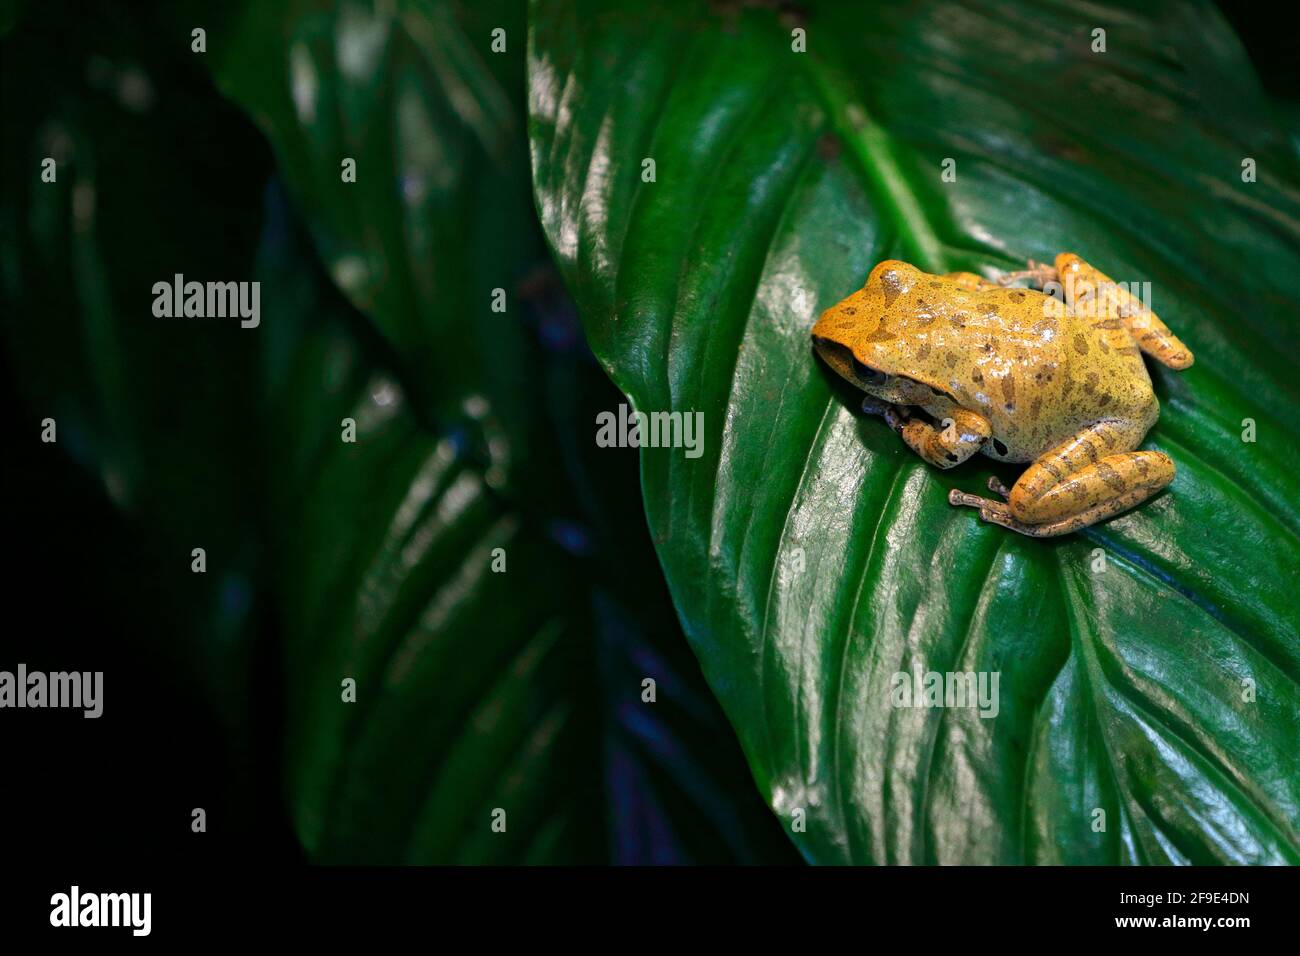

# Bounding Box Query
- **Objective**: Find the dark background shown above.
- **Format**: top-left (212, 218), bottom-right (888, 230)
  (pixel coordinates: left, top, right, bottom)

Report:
top-left (2, 0), bottom-right (299, 866)
top-left (2, 0), bottom-right (1295, 869)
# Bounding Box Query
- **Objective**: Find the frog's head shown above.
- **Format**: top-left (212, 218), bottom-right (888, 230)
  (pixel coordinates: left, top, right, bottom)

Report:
top-left (811, 260), bottom-right (932, 403)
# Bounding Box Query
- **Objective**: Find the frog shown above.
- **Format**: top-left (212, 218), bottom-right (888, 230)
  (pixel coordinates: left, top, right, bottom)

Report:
top-left (810, 253), bottom-right (1194, 537)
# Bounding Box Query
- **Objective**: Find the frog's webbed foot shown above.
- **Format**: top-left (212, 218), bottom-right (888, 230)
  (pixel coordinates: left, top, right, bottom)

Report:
top-left (997, 259), bottom-right (1058, 289)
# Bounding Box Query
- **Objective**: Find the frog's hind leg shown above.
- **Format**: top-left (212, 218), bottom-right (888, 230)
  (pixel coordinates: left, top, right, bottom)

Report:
top-left (1054, 253), bottom-right (1194, 369)
top-left (952, 474), bottom-right (1172, 537)
top-left (948, 420), bottom-right (1175, 536)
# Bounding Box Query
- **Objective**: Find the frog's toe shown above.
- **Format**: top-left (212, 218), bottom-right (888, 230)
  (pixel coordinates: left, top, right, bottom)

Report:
top-left (949, 489), bottom-right (979, 508)
top-left (951, 489), bottom-right (1032, 531)
top-left (980, 507), bottom-right (1015, 526)
top-left (987, 476), bottom-right (1012, 499)
top-left (978, 509), bottom-right (1038, 536)
top-left (977, 508), bottom-right (1081, 538)
top-left (997, 259), bottom-right (1058, 289)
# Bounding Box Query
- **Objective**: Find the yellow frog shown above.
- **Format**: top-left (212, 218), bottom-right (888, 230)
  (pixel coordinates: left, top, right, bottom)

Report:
top-left (810, 253), bottom-right (1194, 537)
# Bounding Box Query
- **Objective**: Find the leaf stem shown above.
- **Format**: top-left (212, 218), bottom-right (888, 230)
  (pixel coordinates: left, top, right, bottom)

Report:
top-left (807, 62), bottom-right (947, 273)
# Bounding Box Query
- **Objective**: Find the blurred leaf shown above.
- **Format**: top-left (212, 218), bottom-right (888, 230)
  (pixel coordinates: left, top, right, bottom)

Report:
top-left (179, 0), bottom-right (799, 862)
top-left (257, 194), bottom-right (607, 861)
top-left (187, 0), bottom-right (541, 463)
top-left (530, 274), bottom-right (805, 863)
top-left (0, 0), bottom-right (24, 39)
top-left (258, 182), bottom-right (801, 862)
top-left (0, 1), bottom-right (270, 719)
top-left (529, 0), bottom-right (1300, 863)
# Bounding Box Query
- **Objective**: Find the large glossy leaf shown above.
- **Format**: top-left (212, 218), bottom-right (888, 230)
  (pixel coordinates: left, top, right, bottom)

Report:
top-left (529, 0), bottom-right (1300, 863)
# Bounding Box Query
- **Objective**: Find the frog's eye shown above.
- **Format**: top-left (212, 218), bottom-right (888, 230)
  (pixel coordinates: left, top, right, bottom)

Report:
top-left (853, 358), bottom-right (888, 386)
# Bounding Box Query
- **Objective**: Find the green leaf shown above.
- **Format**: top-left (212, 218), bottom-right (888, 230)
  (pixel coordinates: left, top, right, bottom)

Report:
top-left (529, 0), bottom-right (1300, 863)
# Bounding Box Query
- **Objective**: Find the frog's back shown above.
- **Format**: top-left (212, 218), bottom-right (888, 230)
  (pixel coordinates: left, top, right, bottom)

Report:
top-left (904, 283), bottom-right (1075, 460)
top-left (1056, 303), bottom-right (1160, 424)
top-left (986, 302), bottom-right (1158, 460)
top-left (917, 283), bottom-right (1156, 461)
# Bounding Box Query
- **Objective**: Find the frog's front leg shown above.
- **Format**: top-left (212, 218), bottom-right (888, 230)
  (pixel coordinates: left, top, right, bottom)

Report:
top-left (860, 394), bottom-right (906, 426)
top-left (948, 420), bottom-right (1174, 536)
top-left (898, 407), bottom-right (991, 469)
